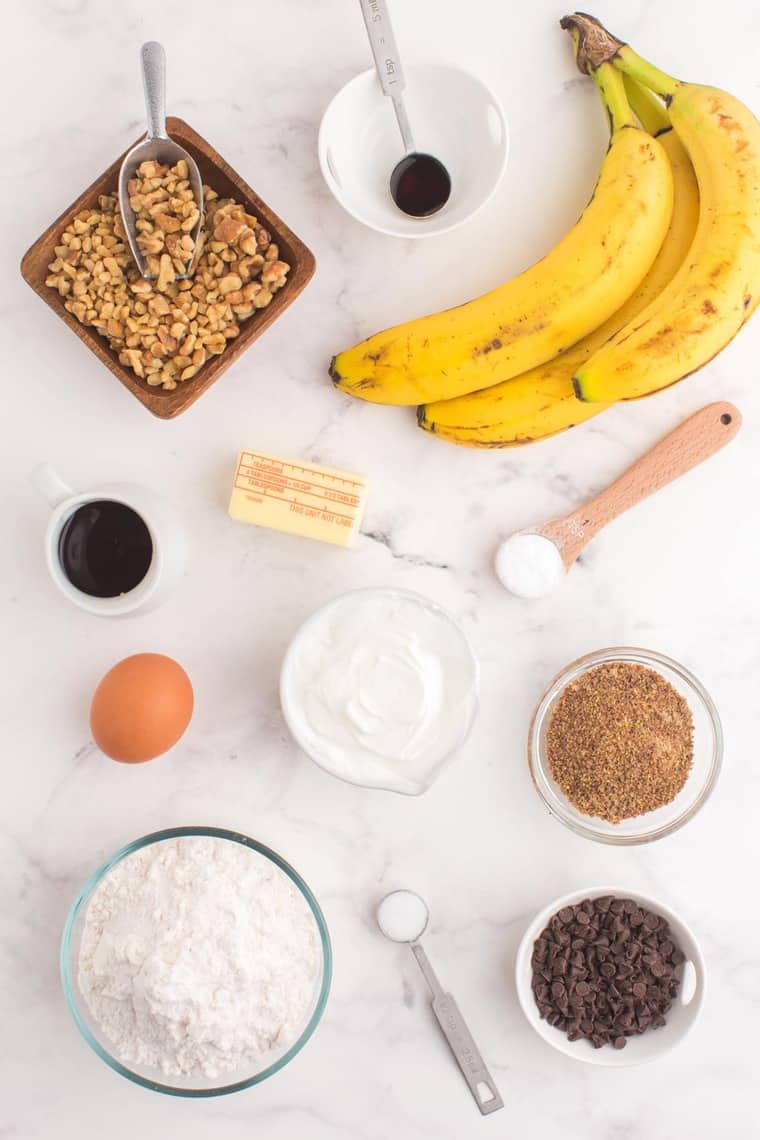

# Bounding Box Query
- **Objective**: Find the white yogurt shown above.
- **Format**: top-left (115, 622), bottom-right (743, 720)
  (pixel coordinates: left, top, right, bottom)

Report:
top-left (280, 589), bottom-right (478, 795)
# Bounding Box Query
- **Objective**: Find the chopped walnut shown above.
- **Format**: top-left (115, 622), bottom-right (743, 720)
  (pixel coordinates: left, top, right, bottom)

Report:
top-left (45, 184), bottom-right (290, 390)
top-left (128, 158), bottom-right (201, 283)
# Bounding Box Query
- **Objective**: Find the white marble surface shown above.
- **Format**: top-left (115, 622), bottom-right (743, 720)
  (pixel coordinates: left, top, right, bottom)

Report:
top-left (3, 0), bottom-right (760, 1135)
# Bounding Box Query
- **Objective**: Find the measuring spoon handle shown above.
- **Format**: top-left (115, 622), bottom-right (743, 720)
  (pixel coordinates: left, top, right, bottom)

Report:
top-left (544, 401), bottom-right (741, 564)
top-left (357, 0), bottom-right (406, 96)
top-left (410, 943), bottom-right (503, 1115)
top-left (141, 41), bottom-right (168, 140)
top-left (431, 992), bottom-right (504, 1115)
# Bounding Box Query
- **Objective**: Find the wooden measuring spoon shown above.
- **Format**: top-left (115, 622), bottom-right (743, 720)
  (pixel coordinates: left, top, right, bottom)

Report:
top-left (495, 402), bottom-right (741, 598)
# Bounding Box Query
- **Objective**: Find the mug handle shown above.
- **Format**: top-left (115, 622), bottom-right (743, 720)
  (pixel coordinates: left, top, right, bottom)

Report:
top-left (31, 463), bottom-right (74, 508)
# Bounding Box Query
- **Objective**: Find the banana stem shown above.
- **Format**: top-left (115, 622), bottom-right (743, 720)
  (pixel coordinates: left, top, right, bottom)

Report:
top-left (623, 75), bottom-right (669, 134)
top-left (560, 13), bottom-right (679, 101)
top-left (592, 62), bottom-right (636, 132)
top-left (615, 45), bottom-right (678, 101)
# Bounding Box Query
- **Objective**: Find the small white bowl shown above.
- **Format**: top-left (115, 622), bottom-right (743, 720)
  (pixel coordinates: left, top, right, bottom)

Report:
top-left (318, 64), bottom-right (508, 238)
top-left (280, 587), bottom-right (479, 795)
top-left (515, 887), bottom-right (705, 1067)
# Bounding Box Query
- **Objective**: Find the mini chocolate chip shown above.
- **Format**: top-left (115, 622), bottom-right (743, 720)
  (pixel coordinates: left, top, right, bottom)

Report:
top-left (613, 1036), bottom-right (627, 1049)
top-left (532, 898), bottom-right (683, 1053)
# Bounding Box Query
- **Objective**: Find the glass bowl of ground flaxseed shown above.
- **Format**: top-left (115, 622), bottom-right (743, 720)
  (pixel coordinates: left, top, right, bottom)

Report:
top-left (529, 648), bottom-right (722, 845)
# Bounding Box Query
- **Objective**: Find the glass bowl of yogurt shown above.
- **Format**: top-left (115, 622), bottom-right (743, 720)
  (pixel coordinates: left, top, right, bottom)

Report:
top-left (60, 827), bottom-right (332, 1096)
top-left (280, 588), bottom-right (479, 795)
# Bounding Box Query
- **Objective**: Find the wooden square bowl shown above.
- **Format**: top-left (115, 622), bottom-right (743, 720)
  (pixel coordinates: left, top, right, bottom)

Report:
top-left (21, 117), bottom-right (315, 419)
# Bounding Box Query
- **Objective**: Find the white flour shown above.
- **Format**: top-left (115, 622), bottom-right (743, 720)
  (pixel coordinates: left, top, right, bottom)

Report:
top-left (78, 835), bottom-right (321, 1080)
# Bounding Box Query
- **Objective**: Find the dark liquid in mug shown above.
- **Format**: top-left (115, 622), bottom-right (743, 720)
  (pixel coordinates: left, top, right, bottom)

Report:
top-left (390, 153), bottom-right (452, 218)
top-left (58, 500), bottom-right (153, 598)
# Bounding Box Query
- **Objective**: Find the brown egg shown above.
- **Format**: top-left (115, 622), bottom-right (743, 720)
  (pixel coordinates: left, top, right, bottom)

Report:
top-left (90, 653), bottom-right (193, 763)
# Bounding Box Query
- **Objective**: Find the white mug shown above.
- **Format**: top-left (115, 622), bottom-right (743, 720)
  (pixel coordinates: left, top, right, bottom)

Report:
top-left (31, 464), bottom-right (186, 617)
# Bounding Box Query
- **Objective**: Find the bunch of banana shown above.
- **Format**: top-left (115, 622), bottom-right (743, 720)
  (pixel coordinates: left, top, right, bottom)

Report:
top-left (419, 74), bottom-right (699, 446)
top-left (330, 60), bottom-right (674, 406)
top-left (564, 12), bottom-right (760, 404)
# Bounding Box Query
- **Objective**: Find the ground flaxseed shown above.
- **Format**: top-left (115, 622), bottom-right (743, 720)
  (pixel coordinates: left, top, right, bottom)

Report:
top-left (545, 662), bottom-right (694, 824)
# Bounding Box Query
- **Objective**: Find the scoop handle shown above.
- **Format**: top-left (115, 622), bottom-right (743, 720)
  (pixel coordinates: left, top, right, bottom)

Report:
top-left (357, 0), bottom-right (406, 97)
top-left (141, 41), bottom-right (167, 140)
top-left (542, 402), bottom-right (741, 566)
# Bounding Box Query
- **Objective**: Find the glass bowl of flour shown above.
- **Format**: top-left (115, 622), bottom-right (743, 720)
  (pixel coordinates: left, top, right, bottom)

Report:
top-left (61, 827), bottom-right (332, 1096)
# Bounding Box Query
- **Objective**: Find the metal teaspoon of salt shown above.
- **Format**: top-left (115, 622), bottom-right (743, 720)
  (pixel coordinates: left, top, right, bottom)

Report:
top-left (377, 889), bottom-right (503, 1114)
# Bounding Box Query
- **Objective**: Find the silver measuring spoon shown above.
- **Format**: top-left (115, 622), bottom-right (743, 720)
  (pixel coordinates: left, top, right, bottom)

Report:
top-left (118, 42), bottom-right (204, 279)
top-left (357, 0), bottom-right (451, 217)
top-left (377, 890), bottom-right (503, 1115)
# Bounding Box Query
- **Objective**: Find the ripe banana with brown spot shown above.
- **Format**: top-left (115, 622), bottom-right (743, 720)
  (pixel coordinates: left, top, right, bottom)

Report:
top-left (419, 78), bottom-right (699, 448)
top-left (563, 13), bottom-right (760, 403)
top-left (330, 63), bottom-right (674, 407)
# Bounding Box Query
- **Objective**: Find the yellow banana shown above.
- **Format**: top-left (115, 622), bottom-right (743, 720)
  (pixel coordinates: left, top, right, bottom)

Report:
top-left (330, 63), bottom-right (673, 407)
top-left (565, 14), bottom-right (760, 403)
top-left (419, 78), bottom-right (699, 447)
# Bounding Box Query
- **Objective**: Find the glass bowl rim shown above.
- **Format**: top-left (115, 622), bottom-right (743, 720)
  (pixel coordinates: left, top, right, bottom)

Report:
top-left (528, 646), bottom-right (723, 846)
top-left (279, 586), bottom-right (480, 795)
top-left (60, 825), bottom-right (333, 1097)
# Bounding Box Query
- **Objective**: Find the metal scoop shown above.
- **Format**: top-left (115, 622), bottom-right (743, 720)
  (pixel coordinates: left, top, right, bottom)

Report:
top-left (118, 41), bottom-right (204, 280)
top-left (376, 889), bottom-right (503, 1115)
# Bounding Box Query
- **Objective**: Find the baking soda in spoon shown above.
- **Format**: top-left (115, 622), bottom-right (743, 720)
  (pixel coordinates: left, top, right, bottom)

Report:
top-left (496, 402), bottom-right (741, 599)
top-left (495, 532), bottom-right (565, 598)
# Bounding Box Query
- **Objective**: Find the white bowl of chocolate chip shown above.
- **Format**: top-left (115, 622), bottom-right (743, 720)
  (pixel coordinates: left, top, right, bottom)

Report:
top-left (515, 887), bottom-right (705, 1066)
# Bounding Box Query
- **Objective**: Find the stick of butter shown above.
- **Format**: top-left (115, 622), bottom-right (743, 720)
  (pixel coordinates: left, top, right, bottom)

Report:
top-left (229, 449), bottom-right (368, 548)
